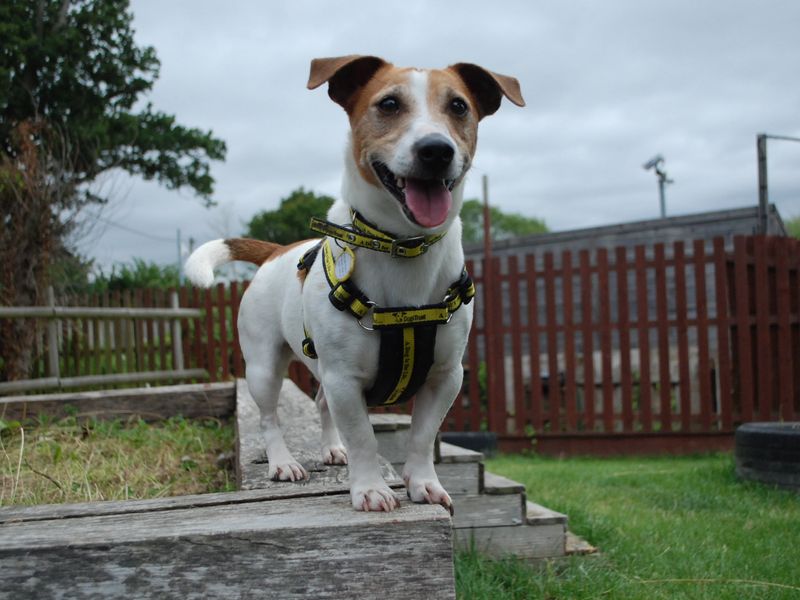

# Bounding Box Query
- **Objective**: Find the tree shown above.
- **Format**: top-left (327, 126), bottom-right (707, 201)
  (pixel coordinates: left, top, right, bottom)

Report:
top-left (89, 259), bottom-right (180, 293)
top-left (0, 0), bottom-right (226, 381)
top-left (460, 198), bottom-right (548, 244)
top-left (786, 216), bottom-right (800, 239)
top-left (246, 187), bottom-right (335, 245)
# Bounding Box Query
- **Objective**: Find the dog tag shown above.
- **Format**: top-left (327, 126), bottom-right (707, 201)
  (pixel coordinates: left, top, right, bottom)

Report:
top-left (335, 247), bottom-right (355, 281)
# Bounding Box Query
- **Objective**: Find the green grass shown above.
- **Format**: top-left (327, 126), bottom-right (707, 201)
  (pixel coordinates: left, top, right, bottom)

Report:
top-left (455, 453), bottom-right (800, 599)
top-left (0, 415), bottom-right (235, 506)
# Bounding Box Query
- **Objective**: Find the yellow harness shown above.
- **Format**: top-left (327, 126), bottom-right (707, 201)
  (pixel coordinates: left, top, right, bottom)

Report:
top-left (298, 213), bottom-right (475, 407)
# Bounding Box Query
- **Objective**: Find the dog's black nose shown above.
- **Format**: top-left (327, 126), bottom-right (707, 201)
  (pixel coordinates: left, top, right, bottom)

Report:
top-left (414, 134), bottom-right (455, 170)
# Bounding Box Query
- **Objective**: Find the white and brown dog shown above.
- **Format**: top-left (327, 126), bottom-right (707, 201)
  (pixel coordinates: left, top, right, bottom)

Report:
top-left (185, 55), bottom-right (524, 512)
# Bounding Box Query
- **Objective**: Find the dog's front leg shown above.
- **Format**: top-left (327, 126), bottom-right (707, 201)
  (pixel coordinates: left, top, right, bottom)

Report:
top-left (403, 366), bottom-right (463, 515)
top-left (324, 378), bottom-right (400, 512)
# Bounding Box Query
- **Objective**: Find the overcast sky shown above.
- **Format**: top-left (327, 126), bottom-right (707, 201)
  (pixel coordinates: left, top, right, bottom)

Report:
top-left (79, 0), bottom-right (800, 271)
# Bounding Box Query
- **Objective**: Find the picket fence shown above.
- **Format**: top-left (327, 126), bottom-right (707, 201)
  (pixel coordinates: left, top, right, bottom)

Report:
top-left (8, 235), bottom-right (799, 454)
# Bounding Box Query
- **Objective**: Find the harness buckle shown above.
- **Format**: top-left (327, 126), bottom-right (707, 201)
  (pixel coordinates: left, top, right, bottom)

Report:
top-left (391, 236), bottom-right (427, 258)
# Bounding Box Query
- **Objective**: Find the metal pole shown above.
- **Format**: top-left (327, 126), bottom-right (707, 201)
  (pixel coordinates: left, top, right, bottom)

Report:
top-left (757, 134), bottom-right (769, 235)
top-left (658, 178), bottom-right (666, 219)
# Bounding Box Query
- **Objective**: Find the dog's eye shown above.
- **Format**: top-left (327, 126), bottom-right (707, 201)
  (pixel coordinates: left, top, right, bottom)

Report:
top-left (378, 96), bottom-right (401, 114)
top-left (449, 98), bottom-right (468, 116)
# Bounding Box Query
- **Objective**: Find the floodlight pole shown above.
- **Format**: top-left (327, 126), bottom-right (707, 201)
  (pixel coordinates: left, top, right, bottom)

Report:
top-left (643, 155), bottom-right (672, 218)
top-left (756, 133), bottom-right (800, 235)
top-left (657, 174), bottom-right (667, 219)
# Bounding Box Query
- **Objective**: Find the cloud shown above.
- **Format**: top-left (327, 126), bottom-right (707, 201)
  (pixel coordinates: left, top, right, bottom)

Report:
top-left (81, 0), bottom-right (800, 268)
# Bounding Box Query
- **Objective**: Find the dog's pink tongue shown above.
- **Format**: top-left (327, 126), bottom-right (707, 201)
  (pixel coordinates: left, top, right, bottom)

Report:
top-left (404, 179), bottom-right (452, 228)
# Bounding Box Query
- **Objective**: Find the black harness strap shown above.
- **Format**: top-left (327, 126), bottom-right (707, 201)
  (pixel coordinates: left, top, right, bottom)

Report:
top-left (364, 325), bottom-right (437, 407)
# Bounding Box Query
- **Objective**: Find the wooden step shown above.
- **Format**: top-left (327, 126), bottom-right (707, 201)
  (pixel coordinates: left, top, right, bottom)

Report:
top-left (452, 492), bottom-right (526, 529)
top-left (0, 489), bottom-right (455, 599)
top-left (454, 519), bottom-right (566, 561)
top-left (437, 440), bottom-right (484, 463)
top-left (237, 379), bottom-right (401, 491)
top-left (370, 413), bottom-right (411, 465)
top-left (436, 441), bottom-right (485, 496)
top-left (482, 471), bottom-right (525, 495)
top-left (526, 500), bottom-right (568, 526)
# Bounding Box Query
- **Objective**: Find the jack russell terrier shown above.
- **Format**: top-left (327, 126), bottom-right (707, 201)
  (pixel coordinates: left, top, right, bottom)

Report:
top-left (185, 55), bottom-right (524, 512)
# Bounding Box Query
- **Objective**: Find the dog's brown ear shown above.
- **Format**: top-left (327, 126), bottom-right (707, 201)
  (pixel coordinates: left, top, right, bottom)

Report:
top-left (308, 55), bottom-right (388, 111)
top-left (449, 63), bottom-right (525, 119)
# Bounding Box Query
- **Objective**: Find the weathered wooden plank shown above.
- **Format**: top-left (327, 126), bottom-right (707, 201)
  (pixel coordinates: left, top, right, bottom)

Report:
top-left (508, 256), bottom-right (527, 435)
top-left (526, 501), bottom-right (568, 526)
top-left (713, 238), bottom-right (733, 430)
top-left (370, 413), bottom-right (412, 431)
top-left (654, 243), bottom-right (672, 432)
top-left (466, 259), bottom-right (482, 431)
top-left (674, 242), bottom-right (692, 431)
top-left (437, 441), bottom-right (484, 463)
top-left (525, 254), bottom-right (543, 432)
top-left (579, 249), bottom-right (595, 431)
top-left (482, 471), bottom-right (525, 495)
top-left (451, 492), bottom-right (525, 529)
top-left (0, 382), bottom-right (235, 422)
top-left (543, 252), bottom-right (560, 431)
top-left (774, 240), bottom-right (795, 421)
top-left (0, 493), bottom-right (455, 600)
top-left (454, 522), bottom-right (566, 561)
top-left (230, 281), bottom-right (244, 377)
top-left (616, 247), bottom-right (634, 432)
top-left (635, 245), bottom-right (653, 432)
top-left (216, 282), bottom-right (230, 380)
top-left (693, 240), bottom-right (713, 430)
top-left (753, 236), bottom-right (773, 421)
top-left (487, 256), bottom-right (507, 434)
top-left (597, 248), bottom-right (614, 432)
top-left (733, 236), bottom-right (754, 422)
top-left (435, 462), bottom-right (482, 496)
top-left (236, 379), bottom-right (402, 493)
top-left (562, 250), bottom-right (577, 431)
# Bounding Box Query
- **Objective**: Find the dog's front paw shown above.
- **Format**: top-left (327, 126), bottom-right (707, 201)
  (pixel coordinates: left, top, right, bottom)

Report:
top-left (322, 444), bottom-right (348, 465)
top-left (351, 483), bottom-right (400, 512)
top-left (404, 476), bottom-right (453, 515)
top-left (269, 461), bottom-right (308, 482)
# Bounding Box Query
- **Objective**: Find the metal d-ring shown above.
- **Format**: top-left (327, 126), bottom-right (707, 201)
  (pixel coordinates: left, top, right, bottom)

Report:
top-left (357, 302), bottom-right (377, 331)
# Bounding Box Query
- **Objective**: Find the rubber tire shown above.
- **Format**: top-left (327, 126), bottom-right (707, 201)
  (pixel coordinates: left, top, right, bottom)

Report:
top-left (735, 422), bottom-right (800, 491)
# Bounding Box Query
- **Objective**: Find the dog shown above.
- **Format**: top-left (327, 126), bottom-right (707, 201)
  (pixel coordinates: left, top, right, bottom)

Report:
top-left (185, 55), bottom-right (524, 512)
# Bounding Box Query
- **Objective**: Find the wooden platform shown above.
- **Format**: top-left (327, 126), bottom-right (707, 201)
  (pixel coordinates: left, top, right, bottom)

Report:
top-left (0, 379), bottom-right (457, 599)
top-left (0, 489), bottom-right (453, 599)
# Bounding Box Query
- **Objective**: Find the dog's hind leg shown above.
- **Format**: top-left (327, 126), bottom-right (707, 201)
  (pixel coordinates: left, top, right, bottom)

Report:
top-left (316, 387), bottom-right (348, 465)
top-left (402, 366), bottom-right (463, 515)
top-left (246, 352), bottom-right (309, 482)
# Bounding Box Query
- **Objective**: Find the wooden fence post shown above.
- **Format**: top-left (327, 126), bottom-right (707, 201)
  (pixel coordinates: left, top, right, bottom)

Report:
top-left (171, 291), bottom-right (185, 372)
top-left (46, 286), bottom-right (59, 380)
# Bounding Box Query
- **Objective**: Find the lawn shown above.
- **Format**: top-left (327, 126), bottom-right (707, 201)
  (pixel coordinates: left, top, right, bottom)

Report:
top-left (0, 415), bottom-right (235, 506)
top-left (456, 453), bottom-right (800, 600)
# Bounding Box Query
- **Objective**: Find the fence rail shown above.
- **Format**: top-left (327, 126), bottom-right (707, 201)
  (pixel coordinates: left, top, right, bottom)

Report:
top-left (3, 234), bottom-right (798, 454)
top-left (0, 291), bottom-right (205, 394)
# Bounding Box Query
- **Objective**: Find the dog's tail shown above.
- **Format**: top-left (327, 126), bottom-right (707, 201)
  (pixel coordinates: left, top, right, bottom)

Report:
top-left (184, 238), bottom-right (282, 287)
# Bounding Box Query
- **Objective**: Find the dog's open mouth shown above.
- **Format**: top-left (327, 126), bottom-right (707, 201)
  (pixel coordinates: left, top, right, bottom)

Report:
top-left (372, 162), bottom-right (455, 228)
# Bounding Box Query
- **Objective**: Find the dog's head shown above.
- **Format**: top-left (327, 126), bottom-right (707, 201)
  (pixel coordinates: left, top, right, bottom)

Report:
top-left (308, 55), bottom-right (524, 234)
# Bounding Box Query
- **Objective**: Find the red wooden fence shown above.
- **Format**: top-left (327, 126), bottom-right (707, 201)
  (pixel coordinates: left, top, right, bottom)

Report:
top-left (14, 235), bottom-right (799, 454)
